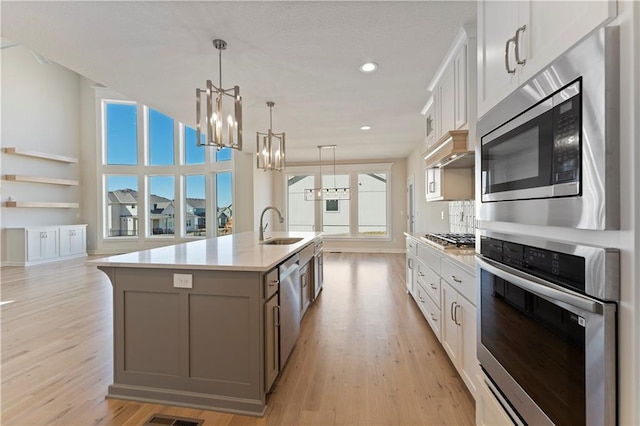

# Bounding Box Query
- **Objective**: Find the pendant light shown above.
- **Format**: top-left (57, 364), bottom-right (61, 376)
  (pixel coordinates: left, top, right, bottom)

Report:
top-left (196, 39), bottom-right (242, 150)
top-left (304, 145), bottom-right (351, 201)
top-left (256, 101), bottom-right (286, 171)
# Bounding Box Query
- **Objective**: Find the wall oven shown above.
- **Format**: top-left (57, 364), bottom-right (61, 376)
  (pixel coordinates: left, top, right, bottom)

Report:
top-left (477, 26), bottom-right (619, 230)
top-left (476, 230), bottom-right (619, 425)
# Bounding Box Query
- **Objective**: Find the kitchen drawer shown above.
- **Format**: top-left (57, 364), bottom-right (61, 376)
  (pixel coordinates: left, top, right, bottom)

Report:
top-left (264, 268), bottom-right (279, 299)
top-left (299, 243), bottom-right (315, 266)
top-left (441, 258), bottom-right (475, 304)
top-left (415, 260), bottom-right (441, 308)
top-left (406, 237), bottom-right (418, 256)
top-left (416, 282), bottom-right (442, 342)
top-left (417, 242), bottom-right (441, 274)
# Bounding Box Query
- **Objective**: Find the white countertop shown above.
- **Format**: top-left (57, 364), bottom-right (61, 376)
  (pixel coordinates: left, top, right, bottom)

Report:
top-left (404, 232), bottom-right (476, 274)
top-left (87, 231), bottom-right (322, 272)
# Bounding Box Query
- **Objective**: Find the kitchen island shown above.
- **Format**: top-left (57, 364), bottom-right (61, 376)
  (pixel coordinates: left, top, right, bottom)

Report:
top-left (88, 231), bottom-right (322, 416)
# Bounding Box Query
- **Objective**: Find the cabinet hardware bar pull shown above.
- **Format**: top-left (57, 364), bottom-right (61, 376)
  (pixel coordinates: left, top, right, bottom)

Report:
top-left (454, 304), bottom-right (461, 326)
top-left (269, 279), bottom-right (279, 287)
top-left (418, 272), bottom-right (425, 277)
top-left (505, 37), bottom-right (516, 74)
top-left (514, 25), bottom-right (527, 65)
top-left (419, 296), bottom-right (425, 303)
top-left (430, 283), bottom-right (437, 289)
top-left (451, 275), bottom-right (462, 283)
top-left (429, 181), bottom-right (436, 193)
top-left (274, 305), bottom-right (280, 327)
top-left (430, 313), bottom-right (438, 321)
top-left (450, 302), bottom-right (457, 322)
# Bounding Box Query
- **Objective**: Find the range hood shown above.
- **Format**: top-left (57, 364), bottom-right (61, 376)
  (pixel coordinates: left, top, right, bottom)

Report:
top-left (423, 130), bottom-right (473, 168)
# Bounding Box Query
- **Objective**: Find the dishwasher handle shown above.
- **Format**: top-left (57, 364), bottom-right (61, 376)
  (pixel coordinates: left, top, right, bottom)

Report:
top-left (279, 253), bottom-right (300, 279)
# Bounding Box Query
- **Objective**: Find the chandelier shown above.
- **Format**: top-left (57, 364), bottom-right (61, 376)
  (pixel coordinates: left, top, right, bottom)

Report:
top-left (304, 145), bottom-right (351, 201)
top-left (196, 39), bottom-right (242, 150)
top-left (256, 101), bottom-right (286, 171)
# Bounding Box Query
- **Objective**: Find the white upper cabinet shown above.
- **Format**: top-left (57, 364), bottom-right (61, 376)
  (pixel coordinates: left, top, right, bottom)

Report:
top-left (477, 0), bottom-right (617, 118)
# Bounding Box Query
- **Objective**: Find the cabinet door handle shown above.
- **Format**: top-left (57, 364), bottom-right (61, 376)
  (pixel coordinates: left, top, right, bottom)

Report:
top-left (269, 279), bottom-right (279, 287)
top-left (514, 25), bottom-right (527, 65)
top-left (505, 37), bottom-right (516, 74)
top-left (451, 275), bottom-right (463, 284)
top-left (450, 302), bottom-right (457, 323)
top-left (453, 303), bottom-right (462, 327)
top-left (274, 305), bottom-right (280, 327)
top-left (408, 258), bottom-right (413, 269)
top-left (430, 313), bottom-right (438, 322)
top-left (429, 181), bottom-right (436, 193)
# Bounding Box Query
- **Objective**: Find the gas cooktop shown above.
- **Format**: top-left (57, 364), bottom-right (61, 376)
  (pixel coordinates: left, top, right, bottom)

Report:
top-left (421, 233), bottom-right (476, 252)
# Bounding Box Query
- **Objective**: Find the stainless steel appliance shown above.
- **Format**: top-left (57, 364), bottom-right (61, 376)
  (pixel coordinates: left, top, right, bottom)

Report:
top-left (279, 254), bottom-right (300, 367)
top-left (476, 230), bottom-right (619, 425)
top-left (477, 27), bottom-right (619, 230)
top-left (421, 233), bottom-right (476, 252)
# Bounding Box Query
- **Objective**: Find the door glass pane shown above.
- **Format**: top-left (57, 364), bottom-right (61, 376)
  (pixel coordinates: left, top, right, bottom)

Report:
top-left (184, 126), bottom-right (205, 165)
top-left (216, 172), bottom-right (232, 236)
top-left (148, 108), bottom-right (174, 166)
top-left (106, 175), bottom-right (138, 237)
top-left (358, 173), bottom-right (387, 237)
top-left (287, 175), bottom-right (315, 231)
top-left (322, 174), bottom-right (350, 236)
top-left (185, 174), bottom-right (206, 237)
top-left (148, 176), bottom-right (175, 235)
top-left (106, 103), bottom-right (137, 165)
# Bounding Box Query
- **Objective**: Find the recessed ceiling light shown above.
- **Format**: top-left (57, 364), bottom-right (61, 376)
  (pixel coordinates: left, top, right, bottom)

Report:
top-left (360, 125), bottom-right (372, 131)
top-left (359, 62), bottom-right (378, 73)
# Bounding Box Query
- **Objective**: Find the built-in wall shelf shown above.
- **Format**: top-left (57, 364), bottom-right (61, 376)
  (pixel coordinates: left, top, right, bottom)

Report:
top-left (4, 201), bottom-right (79, 209)
top-left (4, 175), bottom-right (79, 186)
top-left (2, 147), bottom-right (79, 164)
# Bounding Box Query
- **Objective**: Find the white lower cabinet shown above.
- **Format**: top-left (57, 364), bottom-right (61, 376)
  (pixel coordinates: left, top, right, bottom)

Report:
top-left (5, 225), bottom-right (87, 266)
top-left (441, 280), bottom-right (478, 396)
top-left (405, 234), bottom-right (478, 400)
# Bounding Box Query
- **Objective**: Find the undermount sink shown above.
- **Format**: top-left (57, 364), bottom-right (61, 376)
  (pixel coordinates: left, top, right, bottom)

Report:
top-left (261, 237), bottom-right (304, 245)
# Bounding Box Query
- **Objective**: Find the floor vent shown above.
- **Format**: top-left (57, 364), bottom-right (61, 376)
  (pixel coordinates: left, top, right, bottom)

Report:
top-left (144, 414), bottom-right (204, 426)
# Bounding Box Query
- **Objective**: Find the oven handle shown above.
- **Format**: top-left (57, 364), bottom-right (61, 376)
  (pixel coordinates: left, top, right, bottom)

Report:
top-left (476, 255), bottom-right (600, 313)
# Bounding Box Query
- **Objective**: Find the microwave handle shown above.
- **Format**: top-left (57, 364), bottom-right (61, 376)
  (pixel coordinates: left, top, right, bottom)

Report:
top-left (476, 255), bottom-right (600, 313)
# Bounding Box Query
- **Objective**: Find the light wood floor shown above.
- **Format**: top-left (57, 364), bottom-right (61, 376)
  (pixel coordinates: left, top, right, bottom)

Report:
top-left (1, 252), bottom-right (474, 425)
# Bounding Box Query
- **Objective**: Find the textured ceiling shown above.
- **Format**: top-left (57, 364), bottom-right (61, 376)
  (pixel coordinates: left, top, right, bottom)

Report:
top-left (1, 1), bottom-right (477, 162)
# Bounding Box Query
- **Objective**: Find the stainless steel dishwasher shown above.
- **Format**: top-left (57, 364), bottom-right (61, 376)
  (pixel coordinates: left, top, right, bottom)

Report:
top-left (278, 254), bottom-right (300, 367)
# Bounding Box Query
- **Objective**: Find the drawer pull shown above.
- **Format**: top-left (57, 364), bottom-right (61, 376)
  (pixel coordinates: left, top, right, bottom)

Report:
top-left (419, 296), bottom-right (425, 303)
top-left (418, 272), bottom-right (425, 277)
top-left (268, 279), bottom-right (279, 287)
top-left (430, 313), bottom-right (438, 322)
top-left (430, 283), bottom-right (437, 290)
top-left (450, 275), bottom-right (463, 284)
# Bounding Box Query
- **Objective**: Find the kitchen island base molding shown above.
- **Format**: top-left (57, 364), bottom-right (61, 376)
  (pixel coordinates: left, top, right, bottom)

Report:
top-left (106, 384), bottom-right (267, 417)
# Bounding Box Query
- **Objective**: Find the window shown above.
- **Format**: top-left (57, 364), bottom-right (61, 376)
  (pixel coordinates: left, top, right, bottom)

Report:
top-left (148, 109), bottom-right (174, 165)
top-left (106, 175), bottom-right (138, 237)
top-left (322, 174), bottom-right (350, 236)
top-left (105, 103), bottom-right (137, 165)
top-left (100, 98), bottom-right (234, 243)
top-left (184, 126), bottom-right (205, 165)
top-left (148, 176), bottom-right (175, 235)
top-left (185, 174), bottom-right (206, 236)
top-left (357, 173), bottom-right (387, 237)
top-left (285, 165), bottom-right (391, 239)
top-left (216, 172), bottom-right (232, 236)
top-left (287, 175), bottom-right (315, 231)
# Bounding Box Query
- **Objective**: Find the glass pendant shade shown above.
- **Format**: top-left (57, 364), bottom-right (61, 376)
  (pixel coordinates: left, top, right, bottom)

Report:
top-left (256, 101), bottom-right (286, 171)
top-left (196, 39), bottom-right (242, 150)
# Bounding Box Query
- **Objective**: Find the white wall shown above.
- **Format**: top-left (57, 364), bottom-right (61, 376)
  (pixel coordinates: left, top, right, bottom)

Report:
top-left (1, 46), bottom-right (82, 262)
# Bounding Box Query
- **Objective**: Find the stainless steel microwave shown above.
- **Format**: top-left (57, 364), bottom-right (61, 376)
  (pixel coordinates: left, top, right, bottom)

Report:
top-left (477, 27), bottom-right (619, 230)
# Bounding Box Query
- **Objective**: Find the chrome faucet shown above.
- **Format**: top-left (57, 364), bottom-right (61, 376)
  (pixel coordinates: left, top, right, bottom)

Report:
top-left (259, 206), bottom-right (284, 241)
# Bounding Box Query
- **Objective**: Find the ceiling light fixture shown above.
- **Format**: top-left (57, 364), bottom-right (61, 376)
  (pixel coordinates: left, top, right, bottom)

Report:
top-left (256, 101), bottom-right (285, 171)
top-left (196, 39), bottom-right (242, 150)
top-left (360, 125), bottom-right (372, 130)
top-left (359, 62), bottom-right (378, 73)
top-left (304, 145), bottom-right (351, 201)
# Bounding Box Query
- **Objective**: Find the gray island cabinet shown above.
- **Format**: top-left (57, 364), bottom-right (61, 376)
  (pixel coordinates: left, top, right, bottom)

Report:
top-left (88, 231), bottom-right (322, 416)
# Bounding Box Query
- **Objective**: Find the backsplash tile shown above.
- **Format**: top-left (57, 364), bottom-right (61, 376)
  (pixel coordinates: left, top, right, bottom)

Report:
top-left (449, 200), bottom-right (475, 234)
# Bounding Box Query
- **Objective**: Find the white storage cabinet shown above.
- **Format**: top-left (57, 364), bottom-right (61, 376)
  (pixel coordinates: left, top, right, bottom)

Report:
top-left (5, 225), bottom-right (87, 266)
